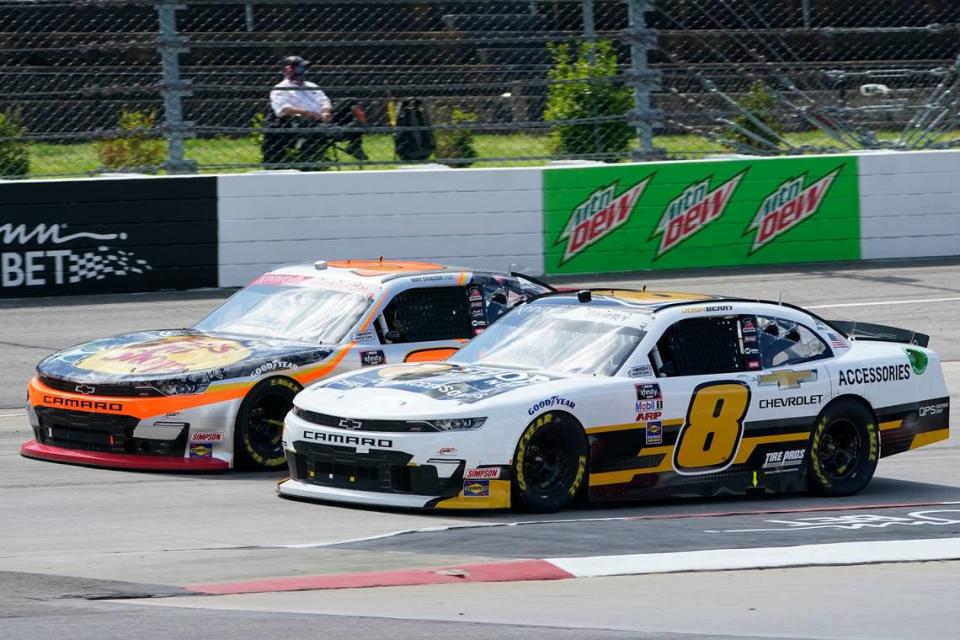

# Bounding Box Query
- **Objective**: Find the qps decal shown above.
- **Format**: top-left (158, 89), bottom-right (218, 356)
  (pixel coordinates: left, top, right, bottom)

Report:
top-left (651, 171), bottom-right (745, 258)
top-left (0, 177), bottom-right (217, 297)
top-left (554, 176), bottom-right (652, 265)
top-left (745, 166), bottom-right (842, 254)
top-left (543, 157), bottom-right (859, 275)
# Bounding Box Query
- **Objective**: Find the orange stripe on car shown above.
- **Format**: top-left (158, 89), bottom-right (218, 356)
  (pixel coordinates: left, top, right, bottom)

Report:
top-left (29, 376), bottom-right (250, 420)
top-left (292, 346), bottom-right (352, 385)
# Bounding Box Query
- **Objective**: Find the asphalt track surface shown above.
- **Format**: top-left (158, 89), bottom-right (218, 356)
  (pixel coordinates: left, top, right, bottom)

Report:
top-left (1, 258), bottom-right (959, 639)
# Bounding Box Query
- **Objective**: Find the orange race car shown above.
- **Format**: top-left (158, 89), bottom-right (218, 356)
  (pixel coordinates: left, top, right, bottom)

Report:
top-left (22, 259), bottom-right (549, 471)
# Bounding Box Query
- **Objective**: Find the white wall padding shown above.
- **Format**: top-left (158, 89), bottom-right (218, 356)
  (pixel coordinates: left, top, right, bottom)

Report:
top-left (217, 168), bottom-right (544, 287)
top-left (859, 151), bottom-right (960, 260)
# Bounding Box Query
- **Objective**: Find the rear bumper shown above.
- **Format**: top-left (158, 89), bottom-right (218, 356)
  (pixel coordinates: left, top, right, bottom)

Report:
top-left (20, 440), bottom-right (229, 472)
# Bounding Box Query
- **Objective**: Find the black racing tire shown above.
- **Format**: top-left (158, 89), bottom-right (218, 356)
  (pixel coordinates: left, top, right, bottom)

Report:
top-left (234, 377), bottom-right (301, 471)
top-left (807, 398), bottom-right (879, 496)
top-left (511, 412), bottom-right (588, 513)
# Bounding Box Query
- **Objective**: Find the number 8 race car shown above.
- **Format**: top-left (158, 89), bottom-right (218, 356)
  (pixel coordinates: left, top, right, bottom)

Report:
top-left (279, 289), bottom-right (950, 511)
top-left (21, 260), bottom-right (549, 471)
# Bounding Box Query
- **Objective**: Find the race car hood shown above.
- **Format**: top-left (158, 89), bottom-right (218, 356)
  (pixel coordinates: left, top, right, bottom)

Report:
top-left (298, 361), bottom-right (562, 418)
top-left (36, 329), bottom-right (335, 387)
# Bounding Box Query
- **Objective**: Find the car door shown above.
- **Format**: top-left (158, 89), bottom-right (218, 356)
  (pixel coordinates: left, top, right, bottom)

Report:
top-left (749, 313), bottom-right (833, 477)
top-left (372, 285), bottom-right (474, 365)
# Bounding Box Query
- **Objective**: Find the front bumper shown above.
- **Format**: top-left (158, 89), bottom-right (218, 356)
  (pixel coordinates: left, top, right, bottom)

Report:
top-left (278, 413), bottom-right (512, 509)
top-left (24, 376), bottom-right (239, 470)
top-left (20, 440), bottom-right (229, 471)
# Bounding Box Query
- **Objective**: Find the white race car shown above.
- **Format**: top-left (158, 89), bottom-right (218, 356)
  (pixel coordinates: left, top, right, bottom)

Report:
top-left (279, 289), bottom-right (950, 511)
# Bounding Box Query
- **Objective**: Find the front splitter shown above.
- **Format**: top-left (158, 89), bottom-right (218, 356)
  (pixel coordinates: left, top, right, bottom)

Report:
top-left (20, 440), bottom-right (229, 472)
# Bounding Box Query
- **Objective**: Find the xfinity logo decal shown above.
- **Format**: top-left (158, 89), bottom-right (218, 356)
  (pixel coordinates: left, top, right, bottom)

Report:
top-left (555, 177), bottom-right (652, 264)
top-left (652, 171), bottom-right (744, 257)
top-left (746, 167), bottom-right (841, 253)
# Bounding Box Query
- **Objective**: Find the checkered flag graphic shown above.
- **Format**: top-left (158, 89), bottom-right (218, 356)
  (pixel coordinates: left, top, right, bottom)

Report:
top-left (68, 246), bottom-right (151, 283)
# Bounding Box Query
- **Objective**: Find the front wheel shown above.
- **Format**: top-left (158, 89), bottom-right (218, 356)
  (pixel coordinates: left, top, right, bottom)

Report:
top-left (234, 377), bottom-right (301, 470)
top-left (512, 412), bottom-right (588, 513)
top-left (807, 399), bottom-right (879, 496)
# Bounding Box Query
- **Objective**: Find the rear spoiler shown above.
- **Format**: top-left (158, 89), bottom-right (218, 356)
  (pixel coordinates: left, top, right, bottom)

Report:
top-left (829, 320), bottom-right (929, 348)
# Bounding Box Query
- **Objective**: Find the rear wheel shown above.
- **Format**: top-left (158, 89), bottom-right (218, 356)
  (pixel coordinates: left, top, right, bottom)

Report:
top-left (808, 399), bottom-right (879, 496)
top-left (512, 412), bottom-right (588, 513)
top-left (234, 377), bottom-right (301, 470)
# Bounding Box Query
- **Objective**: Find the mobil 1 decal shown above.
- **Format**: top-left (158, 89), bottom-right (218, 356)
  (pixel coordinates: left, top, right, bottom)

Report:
top-left (543, 157), bottom-right (859, 275)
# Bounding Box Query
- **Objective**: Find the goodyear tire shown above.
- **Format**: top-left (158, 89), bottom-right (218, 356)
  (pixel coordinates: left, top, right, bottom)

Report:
top-left (808, 399), bottom-right (879, 496)
top-left (512, 412), bottom-right (588, 513)
top-left (234, 377), bottom-right (301, 471)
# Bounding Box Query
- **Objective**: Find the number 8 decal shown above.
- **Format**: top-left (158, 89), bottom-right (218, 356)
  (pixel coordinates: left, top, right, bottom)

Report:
top-left (673, 381), bottom-right (751, 474)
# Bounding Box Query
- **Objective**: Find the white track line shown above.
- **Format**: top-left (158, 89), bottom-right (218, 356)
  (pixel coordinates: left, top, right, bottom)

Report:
top-left (808, 296), bottom-right (960, 309)
top-left (548, 537), bottom-right (960, 577)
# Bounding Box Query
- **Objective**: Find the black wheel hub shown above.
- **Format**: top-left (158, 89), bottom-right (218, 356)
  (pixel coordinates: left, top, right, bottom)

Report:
top-left (523, 431), bottom-right (568, 492)
top-left (245, 394), bottom-right (288, 460)
top-left (817, 418), bottom-right (861, 481)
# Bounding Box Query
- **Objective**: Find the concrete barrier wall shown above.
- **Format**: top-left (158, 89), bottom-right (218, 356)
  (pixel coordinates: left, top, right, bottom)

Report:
top-left (859, 151), bottom-right (960, 260)
top-left (217, 168), bottom-right (544, 287)
top-left (2, 150), bottom-right (959, 298)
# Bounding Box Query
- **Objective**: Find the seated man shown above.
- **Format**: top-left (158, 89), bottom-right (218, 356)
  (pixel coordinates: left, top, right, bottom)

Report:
top-left (262, 55), bottom-right (367, 165)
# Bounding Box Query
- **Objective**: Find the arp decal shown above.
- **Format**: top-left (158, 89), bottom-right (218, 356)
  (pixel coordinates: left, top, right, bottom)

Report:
top-left (555, 176), bottom-right (652, 264)
top-left (76, 336), bottom-right (251, 375)
top-left (652, 171), bottom-right (745, 258)
top-left (746, 167), bottom-right (841, 253)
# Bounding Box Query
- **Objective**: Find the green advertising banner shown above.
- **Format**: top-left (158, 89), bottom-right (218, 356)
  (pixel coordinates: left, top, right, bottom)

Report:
top-left (543, 155), bottom-right (861, 275)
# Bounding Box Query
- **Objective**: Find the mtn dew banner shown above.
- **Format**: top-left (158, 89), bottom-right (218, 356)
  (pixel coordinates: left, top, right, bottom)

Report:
top-left (543, 155), bottom-right (860, 275)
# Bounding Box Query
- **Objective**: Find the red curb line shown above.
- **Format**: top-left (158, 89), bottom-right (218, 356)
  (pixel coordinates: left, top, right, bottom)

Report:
top-left (187, 559), bottom-right (573, 595)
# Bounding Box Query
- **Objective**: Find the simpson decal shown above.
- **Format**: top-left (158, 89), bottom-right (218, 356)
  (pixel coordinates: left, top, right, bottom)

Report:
top-left (465, 468), bottom-right (501, 480)
top-left (556, 177), bottom-right (652, 264)
top-left (652, 171), bottom-right (744, 257)
top-left (747, 167), bottom-right (841, 253)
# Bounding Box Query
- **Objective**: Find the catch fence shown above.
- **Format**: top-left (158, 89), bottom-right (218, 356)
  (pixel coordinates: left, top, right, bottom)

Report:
top-left (0, 0), bottom-right (957, 178)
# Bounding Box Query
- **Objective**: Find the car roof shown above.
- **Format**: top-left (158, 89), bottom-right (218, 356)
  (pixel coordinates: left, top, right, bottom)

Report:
top-left (266, 259), bottom-right (476, 286)
top-left (535, 288), bottom-right (719, 311)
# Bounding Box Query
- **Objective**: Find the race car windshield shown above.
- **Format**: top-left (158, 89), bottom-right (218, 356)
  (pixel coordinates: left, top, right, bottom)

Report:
top-left (451, 305), bottom-right (645, 376)
top-left (194, 283), bottom-right (370, 344)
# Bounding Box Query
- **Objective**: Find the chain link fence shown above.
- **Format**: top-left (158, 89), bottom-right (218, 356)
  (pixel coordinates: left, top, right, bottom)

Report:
top-left (1, 0), bottom-right (958, 179)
